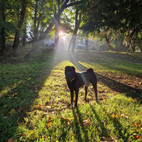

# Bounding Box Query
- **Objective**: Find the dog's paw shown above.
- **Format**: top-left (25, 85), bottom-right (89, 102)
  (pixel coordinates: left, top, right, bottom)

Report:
top-left (96, 100), bottom-right (99, 104)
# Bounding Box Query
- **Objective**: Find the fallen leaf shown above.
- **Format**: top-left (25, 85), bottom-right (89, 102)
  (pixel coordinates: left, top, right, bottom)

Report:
top-left (121, 114), bottom-right (125, 117)
top-left (70, 118), bottom-right (74, 121)
top-left (0, 94), bottom-right (4, 98)
top-left (83, 118), bottom-right (91, 126)
top-left (7, 138), bottom-right (13, 142)
top-left (133, 134), bottom-right (140, 140)
top-left (9, 109), bottom-right (15, 114)
top-left (3, 104), bottom-right (8, 108)
top-left (11, 93), bottom-right (18, 97)
top-left (64, 87), bottom-right (68, 90)
top-left (131, 99), bottom-right (135, 102)
top-left (33, 104), bottom-right (42, 110)
top-left (18, 107), bottom-right (23, 112)
top-left (60, 116), bottom-right (68, 120)
top-left (46, 122), bottom-right (52, 128)
top-left (110, 114), bottom-right (117, 118)
top-left (101, 136), bottom-right (117, 142)
top-left (50, 104), bottom-right (54, 107)
top-left (49, 116), bottom-right (52, 120)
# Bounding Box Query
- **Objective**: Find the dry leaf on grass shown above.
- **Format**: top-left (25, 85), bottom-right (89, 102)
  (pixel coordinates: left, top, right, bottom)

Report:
top-left (7, 138), bottom-right (13, 142)
top-left (83, 118), bottom-right (91, 126)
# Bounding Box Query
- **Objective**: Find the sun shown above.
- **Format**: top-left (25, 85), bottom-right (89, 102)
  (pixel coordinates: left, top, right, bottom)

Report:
top-left (59, 31), bottom-right (64, 36)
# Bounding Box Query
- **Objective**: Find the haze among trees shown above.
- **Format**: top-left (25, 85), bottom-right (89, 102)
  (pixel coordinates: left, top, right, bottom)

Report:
top-left (0, 0), bottom-right (142, 56)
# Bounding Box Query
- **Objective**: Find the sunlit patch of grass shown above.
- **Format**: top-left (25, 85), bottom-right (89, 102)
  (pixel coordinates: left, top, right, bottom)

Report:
top-left (79, 60), bottom-right (142, 77)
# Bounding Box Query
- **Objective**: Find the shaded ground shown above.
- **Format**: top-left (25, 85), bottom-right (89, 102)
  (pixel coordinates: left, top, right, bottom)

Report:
top-left (90, 51), bottom-right (142, 64)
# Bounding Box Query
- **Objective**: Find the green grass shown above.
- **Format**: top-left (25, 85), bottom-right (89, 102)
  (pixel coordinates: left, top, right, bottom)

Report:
top-left (76, 52), bottom-right (142, 76)
top-left (0, 51), bottom-right (142, 142)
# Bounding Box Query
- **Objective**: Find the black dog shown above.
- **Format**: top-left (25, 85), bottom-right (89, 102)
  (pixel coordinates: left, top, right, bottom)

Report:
top-left (65, 66), bottom-right (98, 107)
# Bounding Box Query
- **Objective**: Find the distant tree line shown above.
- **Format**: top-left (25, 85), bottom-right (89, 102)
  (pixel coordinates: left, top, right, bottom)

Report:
top-left (0, 0), bottom-right (142, 57)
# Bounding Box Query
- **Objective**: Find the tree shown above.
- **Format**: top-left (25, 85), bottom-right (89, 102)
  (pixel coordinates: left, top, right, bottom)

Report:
top-left (25, 0), bottom-right (83, 57)
top-left (0, 0), bottom-right (6, 56)
top-left (81, 0), bottom-right (142, 52)
top-left (12, 0), bottom-right (27, 56)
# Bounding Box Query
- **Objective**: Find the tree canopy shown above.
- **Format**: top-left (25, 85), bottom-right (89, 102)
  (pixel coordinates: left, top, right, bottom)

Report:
top-left (81, 0), bottom-right (142, 51)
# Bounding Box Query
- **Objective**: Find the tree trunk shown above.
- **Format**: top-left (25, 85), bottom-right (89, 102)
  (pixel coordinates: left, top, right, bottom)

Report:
top-left (85, 32), bottom-right (88, 51)
top-left (33, 0), bottom-right (38, 41)
top-left (130, 40), bottom-right (135, 52)
top-left (12, 0), bottom-right (27, 56)
top-left (105, 36), bottom-right (113, 50)
top-left (0, 8), bottom-right (6, 56)
top-left (68, 9), bottom-right (81, 52)
top-left (22, 26), bottom-right (27, 46)
top-left (54, 3), bottom-right (60, 49)
top-left (55, 21), bottom-right (59, 48)
top-left (139, 46), bottom-right (142, 52)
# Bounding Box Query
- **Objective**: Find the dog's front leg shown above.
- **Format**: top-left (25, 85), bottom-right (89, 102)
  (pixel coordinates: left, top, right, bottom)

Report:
top-left (75, 89), bottom-right (79, 107)
top-left (85, 85), bottom-right (88, 101)
top-left (70, 90), bottom-right (74, 105)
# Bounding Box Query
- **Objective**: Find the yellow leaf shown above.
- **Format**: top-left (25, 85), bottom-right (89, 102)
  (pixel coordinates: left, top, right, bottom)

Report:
top-left (121, 114), bottom-right (125, 117)
top-left (38, 104), bottom-right (42, 108)
top-left (11, 93), bottom-right (18, 97)
top-left (73, 97), bottom-right (75, 101)
top-left (110, 114), bottom-right (117, 118)
top-left (3, 104), bottom-right (8, 108)
top-left (9, 109), bottom-right (15, 114)
top-left (70, 118), bottom-right (74, 121)
top-left (50, 104), bottom-right (54, 107)
top-left (33, 104), bottom-right (42, 109)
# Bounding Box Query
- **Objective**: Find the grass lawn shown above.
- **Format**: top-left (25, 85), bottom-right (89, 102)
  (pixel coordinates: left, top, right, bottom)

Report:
top-left (0, 51), bottom-right (142, 142)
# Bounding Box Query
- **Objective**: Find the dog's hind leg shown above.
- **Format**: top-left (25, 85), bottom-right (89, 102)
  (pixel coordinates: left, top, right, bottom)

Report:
top-left (92, 82), bottom-right (98, 102)
top-left (85, 85), bottom-right (88, 101)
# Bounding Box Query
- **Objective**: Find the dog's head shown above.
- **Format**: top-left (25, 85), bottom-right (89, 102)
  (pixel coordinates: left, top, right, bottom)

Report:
top-left (65, 66), bottom-right (76, 81)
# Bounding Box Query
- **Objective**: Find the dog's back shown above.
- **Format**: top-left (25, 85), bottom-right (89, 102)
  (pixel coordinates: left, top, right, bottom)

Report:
top-left (73, 68), bottom-right (97, 88)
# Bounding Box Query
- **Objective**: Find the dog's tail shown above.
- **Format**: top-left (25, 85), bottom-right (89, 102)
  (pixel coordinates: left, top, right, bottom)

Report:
top-left (87, 68), bottom-right (97, 81)
top-left (87, 68), bottom-right (94, 73)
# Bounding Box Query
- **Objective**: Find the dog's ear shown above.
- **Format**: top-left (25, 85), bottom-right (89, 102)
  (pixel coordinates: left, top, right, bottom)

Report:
top-left (71, 66), bottom-right (75, 72)
top-left (65, 66), bottom-right (69, 70)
